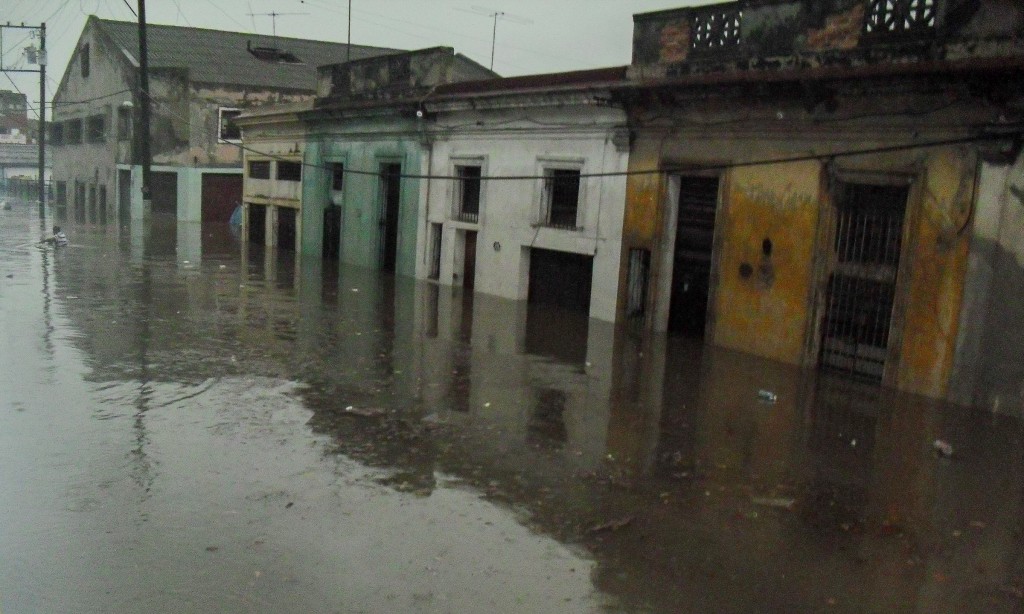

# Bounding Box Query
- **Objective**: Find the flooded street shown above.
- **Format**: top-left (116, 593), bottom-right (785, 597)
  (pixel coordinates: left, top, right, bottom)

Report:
top-left (1, 203), bottom-right (1023, 613)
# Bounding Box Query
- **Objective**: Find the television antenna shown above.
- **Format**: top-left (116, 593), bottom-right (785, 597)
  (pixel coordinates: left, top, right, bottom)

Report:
top-left (245, 11), bottom-right (309, 38)
top-left (456, 5), bottom-right (532, 71)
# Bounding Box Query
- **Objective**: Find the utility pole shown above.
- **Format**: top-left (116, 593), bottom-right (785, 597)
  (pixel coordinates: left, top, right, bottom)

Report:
top-left (1, 22), bottom-right (47, 212)
top-left (37, 22), bottom-right (45, 215)
top-left (346, 0), bottom-right (352, 64)
top-left (137, 0), bottom-right (152, 216)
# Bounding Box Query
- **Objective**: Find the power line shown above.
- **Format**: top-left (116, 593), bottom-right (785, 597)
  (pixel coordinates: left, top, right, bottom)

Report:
top-left (23, 88), bottom-right (132, 110)
top-left (234, 131), bottom-right (1017, 182)
top-left (121, 0), bottom-right (137, 18)
top-left (116, 74), bottom-right (1016, 182)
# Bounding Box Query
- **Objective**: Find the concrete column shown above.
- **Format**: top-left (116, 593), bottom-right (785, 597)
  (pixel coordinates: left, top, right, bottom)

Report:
top-left (267, 205), bottom-right (277, 247)
top-left (130, 165), bottom-right (146, 221)
top-left (178, 169), bottom-right (202, 223)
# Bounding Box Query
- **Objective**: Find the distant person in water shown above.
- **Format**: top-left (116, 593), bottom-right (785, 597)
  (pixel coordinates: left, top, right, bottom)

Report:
top-left (43, 225), bottom-right (68, 247)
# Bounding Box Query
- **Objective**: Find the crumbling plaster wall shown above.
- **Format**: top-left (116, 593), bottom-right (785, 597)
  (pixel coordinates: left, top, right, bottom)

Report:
top-left (630, 0), bottom-right (1024, 79)
top-left (156, 83), bottom-right (312, 168)
top-left (951, 155), bottom-right (1024, 416)
top-left (51, 21), bottom-right (135, 202)
top-left (620, 84), bottom-right (983, 399)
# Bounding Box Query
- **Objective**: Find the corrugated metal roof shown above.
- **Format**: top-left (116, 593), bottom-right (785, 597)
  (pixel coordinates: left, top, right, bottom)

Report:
top-left (96, 18), bottom-right (403, 91)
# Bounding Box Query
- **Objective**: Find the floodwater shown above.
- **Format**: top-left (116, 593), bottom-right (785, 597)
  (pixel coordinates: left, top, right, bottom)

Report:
top-left (1, 202), bottom-right (1022, 614)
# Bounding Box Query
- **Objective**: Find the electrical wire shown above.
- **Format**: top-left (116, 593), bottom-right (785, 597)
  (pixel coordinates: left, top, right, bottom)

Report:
top-left (232, 131), bottom-right (1017, 182)
top-left (43, 77), bottom-right (1017, 182)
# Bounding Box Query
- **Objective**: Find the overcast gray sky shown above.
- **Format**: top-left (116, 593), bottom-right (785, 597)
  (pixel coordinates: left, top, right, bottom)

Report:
top-left (2, 0), bottom-right (713, 118)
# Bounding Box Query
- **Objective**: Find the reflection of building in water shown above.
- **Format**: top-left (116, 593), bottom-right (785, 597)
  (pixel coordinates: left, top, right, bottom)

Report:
top-left (46, 217), bottom-right (1024, 614)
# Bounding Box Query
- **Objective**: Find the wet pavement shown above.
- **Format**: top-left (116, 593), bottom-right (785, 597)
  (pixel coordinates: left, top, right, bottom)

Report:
top-left (1, 201), bottom-right (1023, 613)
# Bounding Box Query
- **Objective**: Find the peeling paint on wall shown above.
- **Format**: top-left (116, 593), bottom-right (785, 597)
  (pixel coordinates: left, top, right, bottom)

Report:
top-left (659, 20), bottom-right (692, 64)
top-left (805, 3), bottom-right (866, 52)
top-left (713, 162), bottom-right (822, 364)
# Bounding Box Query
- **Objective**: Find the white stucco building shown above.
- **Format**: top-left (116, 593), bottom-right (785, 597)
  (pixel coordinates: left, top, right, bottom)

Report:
top-left (419, 67), bottom-right (630, 322)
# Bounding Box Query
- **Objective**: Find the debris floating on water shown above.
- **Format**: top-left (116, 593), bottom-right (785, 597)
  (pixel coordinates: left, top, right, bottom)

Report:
top-left (749, 497), bottom-right (794, 511)
top-left (344, 405), bottom-right (388, 418)
top-left (587, 516), bottom-right (634, 534)
top-left (933, 439), bottom-right (954, 458)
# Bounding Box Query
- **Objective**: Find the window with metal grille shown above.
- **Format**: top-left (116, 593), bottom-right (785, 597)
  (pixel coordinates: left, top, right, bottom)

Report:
top-left (691, 6), bottom-right (742, 51)
top-left (455, 165), bottom-right (481, 223)
top-left (50, 123), bottom-right (63, 145)
top-left (833, 182), bottom-right (905, 267)
top-left (87, 115), bottom-right (105, 143)
top-left (277, 161), bottom-right (302, 182)
top-left (819, 181), bottom-right (908, 383)
top-left (542, 168), bottom-right (581, 229)
top-left (864, 0), bottom-right (936, 36)
top-left (248, 160), bottom-right (270, 179)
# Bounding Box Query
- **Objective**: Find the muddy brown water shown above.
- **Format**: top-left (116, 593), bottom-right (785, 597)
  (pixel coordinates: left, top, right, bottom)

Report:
top-left (1, 205), bottom-right (1022, 613)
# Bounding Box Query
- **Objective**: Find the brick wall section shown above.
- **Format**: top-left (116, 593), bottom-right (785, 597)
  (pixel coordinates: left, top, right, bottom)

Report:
top-left (805, 4), bottom-right (866, 51)
top-left (659, 19), bottom-right (692, 64)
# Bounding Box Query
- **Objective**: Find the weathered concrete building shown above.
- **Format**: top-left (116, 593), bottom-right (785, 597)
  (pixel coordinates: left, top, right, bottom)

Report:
top-left (420, 68), bottom-right (630, 321)
top-left (615, 0), bottom-right (1024, 407)
top-left (49, 16), bottom-right (398, 226)
top-left (0, 90), bottom-right (29, 144)
top-left (234, 101), bottom-right (312, 252)
top-left (238, 48), bottom-right (495, 274)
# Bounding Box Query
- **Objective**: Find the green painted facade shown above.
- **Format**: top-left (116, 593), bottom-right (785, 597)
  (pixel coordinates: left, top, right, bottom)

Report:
top-left (300, 118), bottom-right (423, 278)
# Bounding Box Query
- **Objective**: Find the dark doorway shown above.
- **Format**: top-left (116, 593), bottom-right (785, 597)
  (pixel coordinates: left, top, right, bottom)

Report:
top-left (118, 169), bottom-right (131, 224)
top-left (526, 244), bottom-right (591, 365)
top-left (323, 205), bottom-right (342, 260)
top-left (528, 248), bottom-right (593, 312)
top-left (98, 185), bottom-right (107, 225)
top-left (74, 182), bottom-right (85, 223)
top-left (819, 182), bottom-right (908, 383)
top-left (463, 230), bottom-right (477, 290)
top-left (379, 163), bottom-right (402, 273)
top-left (428, 223), bottom-right (442, 279)
top-left (668, 176), bottom-right (719, 337)
top-left (88, 185), bottom-right (97, 224)
top-left (248, 204), bottom-right (266, 245)
top-left (150, 171), bottom-right (178, 216)
top-left (278, 207), bottom-right (297, 251)
top-left (201, 173), bottom-right (242, 224)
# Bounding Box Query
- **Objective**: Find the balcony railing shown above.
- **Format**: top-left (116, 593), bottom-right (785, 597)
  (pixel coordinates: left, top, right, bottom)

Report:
top-left (690, 5), bottom-right (742, 53)
top-left (454, 210), bottom-right (479, 224)
top-left (864, 0), bottom-right (936, 37)
top-left (634, 0), bottom-right (944, 69)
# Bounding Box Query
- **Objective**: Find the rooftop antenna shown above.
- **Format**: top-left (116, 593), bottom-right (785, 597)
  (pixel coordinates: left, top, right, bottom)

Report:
top-left (245, 11), bottom-right (309, 38)
top-left (456, 5), bottom-right (532, 71)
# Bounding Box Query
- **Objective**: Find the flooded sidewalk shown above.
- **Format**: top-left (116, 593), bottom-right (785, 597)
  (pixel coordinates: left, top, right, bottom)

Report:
top-left (1, 206), bottom-right (1022, 613)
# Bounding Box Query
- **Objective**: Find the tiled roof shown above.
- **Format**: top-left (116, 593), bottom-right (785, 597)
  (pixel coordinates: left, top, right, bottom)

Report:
top-left (95, 18), bottom-right (403, 91)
